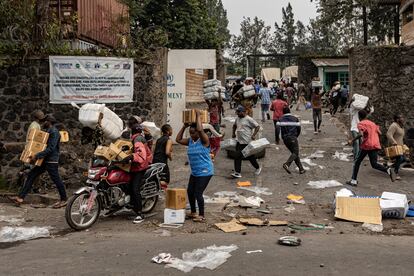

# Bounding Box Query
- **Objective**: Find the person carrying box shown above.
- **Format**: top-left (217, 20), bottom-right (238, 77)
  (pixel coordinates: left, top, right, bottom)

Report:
top-left (9, 115), bottom-right (68, 208)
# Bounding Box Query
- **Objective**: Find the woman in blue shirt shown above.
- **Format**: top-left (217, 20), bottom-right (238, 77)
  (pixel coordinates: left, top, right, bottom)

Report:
top-left (176, 110), bottom-right (214, 222)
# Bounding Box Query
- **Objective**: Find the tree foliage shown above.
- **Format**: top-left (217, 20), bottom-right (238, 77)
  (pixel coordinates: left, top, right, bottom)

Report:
top-left (123, 0), bottom-right (230, 49)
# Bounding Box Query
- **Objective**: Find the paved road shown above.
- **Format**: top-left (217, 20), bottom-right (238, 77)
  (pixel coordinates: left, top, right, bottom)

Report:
top-left (1, 104), bottom-right (413, 275)
top-left (1, 231), bottom-right (414, 275)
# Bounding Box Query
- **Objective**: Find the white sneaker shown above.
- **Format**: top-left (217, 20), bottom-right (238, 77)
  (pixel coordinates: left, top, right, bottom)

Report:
top-left (133, 215), bottom-right (144, 224)
top-left (231, 172), bottom-right (242, 178)
top-left (255, 167), bottom-right (262, 176)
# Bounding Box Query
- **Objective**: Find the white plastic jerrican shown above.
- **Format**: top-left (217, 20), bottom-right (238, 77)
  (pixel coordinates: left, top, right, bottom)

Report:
top-left (242, 138), bottom-right (270, 158)
top-left (142, 121), bottom-right (161, 140)
top-left (221, 138), bottom-right (237, 151)
top-left (78, 103), bottom-right (124, 140)
top-left (351, 94), bottom-right (369, 110)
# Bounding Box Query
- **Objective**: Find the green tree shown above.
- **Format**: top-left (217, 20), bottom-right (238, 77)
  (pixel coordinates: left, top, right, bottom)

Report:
top-left (295, 20), bottom-right (308, 55)
top-left (229, 16), bottom-right (271, 74)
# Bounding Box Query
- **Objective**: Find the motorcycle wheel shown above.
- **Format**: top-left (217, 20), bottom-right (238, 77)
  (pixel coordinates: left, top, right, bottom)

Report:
top-left (65, 192), bottom-right (101, 231)
top-left (142, 195), bottom-right (158, 214)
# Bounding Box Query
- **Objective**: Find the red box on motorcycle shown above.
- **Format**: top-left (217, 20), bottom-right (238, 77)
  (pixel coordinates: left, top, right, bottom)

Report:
top-left (166, 188), bottom-right (187, 210)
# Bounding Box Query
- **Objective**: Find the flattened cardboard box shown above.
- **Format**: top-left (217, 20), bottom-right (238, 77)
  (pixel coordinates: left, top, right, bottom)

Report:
top-left (335, 197), bottom-right (382, 225)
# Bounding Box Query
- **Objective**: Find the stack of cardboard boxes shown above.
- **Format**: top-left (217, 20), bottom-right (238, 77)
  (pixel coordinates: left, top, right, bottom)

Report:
top-left (94, 139), bottom-right (133, 171)
top-left (20, 129), bottom-right (49, 166)
top-left (164, 188), bottom-right (187, 225)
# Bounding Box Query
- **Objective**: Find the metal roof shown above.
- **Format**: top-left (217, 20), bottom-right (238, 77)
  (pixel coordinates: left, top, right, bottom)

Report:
top-left (312, 58), bottom-right (349, 67)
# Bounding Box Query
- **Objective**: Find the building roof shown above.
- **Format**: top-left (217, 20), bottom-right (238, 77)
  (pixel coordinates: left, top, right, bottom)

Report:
top-left (312, 58), bottom-right (349, 67)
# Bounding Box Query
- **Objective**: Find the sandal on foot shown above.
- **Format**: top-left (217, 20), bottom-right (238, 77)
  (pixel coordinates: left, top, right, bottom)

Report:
top-left (52, 200), bottom-right (67, 209)
top-left (192, 216), bottom-right (206, 223)
top-left (185, 213), bottom-right (197, 220)
top-left (7, 196), bottom-right (23, 206)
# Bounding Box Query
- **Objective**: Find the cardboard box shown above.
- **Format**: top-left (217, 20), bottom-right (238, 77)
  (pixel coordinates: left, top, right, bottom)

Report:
top-left (27, 128), bottom-right (49, 144)
top-left (114, 139), bottom-right (133, 151)
top-left (166, 188), bottom-right (187, 209)
top-left (335, 197), bottom-right (382, 225)
top-left (182, 109), bottom-right (208, 124)
top-left (94, 145), bottom-right (118, 161)
top-left (164, 208), bottom-right (185, 224)
top-left (20, 150), bottom-right (43, 166)
top-left (25, 141), bottom-right (47, 153)
top-left (385, 145), bottom-right (404, 158)
top-left (59, 131), bottom-right (69, 142)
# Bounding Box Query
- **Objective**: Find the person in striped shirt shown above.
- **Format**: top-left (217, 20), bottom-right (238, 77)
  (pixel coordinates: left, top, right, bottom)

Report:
top-left (259, 81), bottom-right (272, 122)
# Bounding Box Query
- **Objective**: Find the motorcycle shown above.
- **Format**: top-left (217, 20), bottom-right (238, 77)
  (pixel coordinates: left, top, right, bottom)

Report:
top-left (65, 155), bottom-right (165, 231)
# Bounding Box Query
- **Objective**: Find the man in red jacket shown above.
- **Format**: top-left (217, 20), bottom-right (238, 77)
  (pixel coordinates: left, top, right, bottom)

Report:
top-left (125, 124), bottom-right (152, 224)
top-left (346, 110), bottom-right (395, 186)
top-left (270, 93), bottom-right (288, 144)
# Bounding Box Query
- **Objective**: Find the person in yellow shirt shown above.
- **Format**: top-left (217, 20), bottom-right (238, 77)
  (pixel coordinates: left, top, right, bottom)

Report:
top-left (387, 114), bottom-right (406, 180)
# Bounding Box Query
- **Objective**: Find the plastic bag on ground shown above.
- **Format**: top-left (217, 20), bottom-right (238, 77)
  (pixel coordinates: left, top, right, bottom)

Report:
top-left (242, 138), bottom-right (270, 158)
top-left (0, 226), bottom-right (50, 242)
top-left (362, 223), bottom-right (383, 232)
top-left (238, 196), bottom-right (264, 208)
top-left (238, 186), bottom-right (272, 196)
top-left (333, 151), bottom-right (352, 162)
top-left (0, 215), bottom-right (25, 226)
top-left (307, 180), bottom-right (343, 189)
top-left (309, 150), bottom-right (325, 159)
top-left (166, 245), bottom-right (238, 273)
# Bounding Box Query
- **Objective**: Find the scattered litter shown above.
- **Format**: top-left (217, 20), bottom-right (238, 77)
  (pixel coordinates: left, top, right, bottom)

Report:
top-left (0, 226), bottom-right (50, 243)
top-left (333, 151), bottom-right (352, 162)
top-left (267, 220), bottom-right (288, 226)
top-left (203, 196), bottom-right (232, 204)
top-left (237, 181), bottom-right (252, 187)
top-left (152, 253), bottom-right (172, 264)
top-left (153, 229), bottom-right (172, 237)
top-left (289, 224), bottom-right (327, 231)
top-left (343, 147), bottom-right (353, 152)
top-left (300, 120), bottom-right (312, 125)
top-left (284, 205), bottom-right (296, 213)
top-left (278, 236), bottom-right (301, 246)
top-left (301, 158), bottom-right (318, 166)
top-left (159, 223), bottom-right (183, 229)
top-left (238, 186), bottom-right (272, 196)
top-left (256, 209), bottom-right (272, 214)
top-left (215, 219), bottom-right (247, 233)
top-left (246, 250), bottom-right (262, 254)
top-left (335, 188), bottom-right (354, 197)
top-left (362, 223), bottom-right (383, 232)
top-left (318, 165), bottom-right (326, 169)
top-left (214, 191), bottom-right (239, 198)
top-left (238, 196), bottom-right (264, 208)
top-left (293, 182), bottom-right (299, 186)
top-left (309, 150), bottom-right (325, 159)
top-left (0, 215), bottom-right (25, 226)
top-left (239, 218), bottom-right (265, 226)
top-left (307, 180), bottom-right (343, 189)
top-left (287, 194), bottom-right (306, 205)
top-left (164, 245), bottom-right (238, 273)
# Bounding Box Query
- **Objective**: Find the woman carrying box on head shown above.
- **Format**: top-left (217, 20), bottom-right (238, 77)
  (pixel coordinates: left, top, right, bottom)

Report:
top-left (176, 110), bottom-right (214, 223)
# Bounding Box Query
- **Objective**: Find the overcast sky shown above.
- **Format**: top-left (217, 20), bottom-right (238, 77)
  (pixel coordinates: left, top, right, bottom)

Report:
top-left (222, 0), bottom-right (318, 35)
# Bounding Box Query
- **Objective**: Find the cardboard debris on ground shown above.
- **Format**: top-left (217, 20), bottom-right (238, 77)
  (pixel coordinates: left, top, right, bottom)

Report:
top-left (215, 219), bottom-right (247, 233)
top-left (238, 186), bottom-right (272, 196)
top-left (267, 220), bottom-right (288, 226)
top-left (237, 181), bottom-right (252, 187)
top-left (307, 180), bottom-right (343, 189)
top-left (335, 197), bottom-right (382, 225)
top-left (239, 218), bottom-right (265, 226)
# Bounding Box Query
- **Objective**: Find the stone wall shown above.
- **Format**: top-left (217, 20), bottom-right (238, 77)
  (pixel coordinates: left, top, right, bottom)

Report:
top-left (0, 48), bottom-right (168, 187)
top-left (349, 45), bottom-right (414, 137)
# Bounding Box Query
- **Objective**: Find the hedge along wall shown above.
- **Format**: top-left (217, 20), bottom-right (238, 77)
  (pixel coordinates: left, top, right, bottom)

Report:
top-left (0, 48), bottom-right (168, 186)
